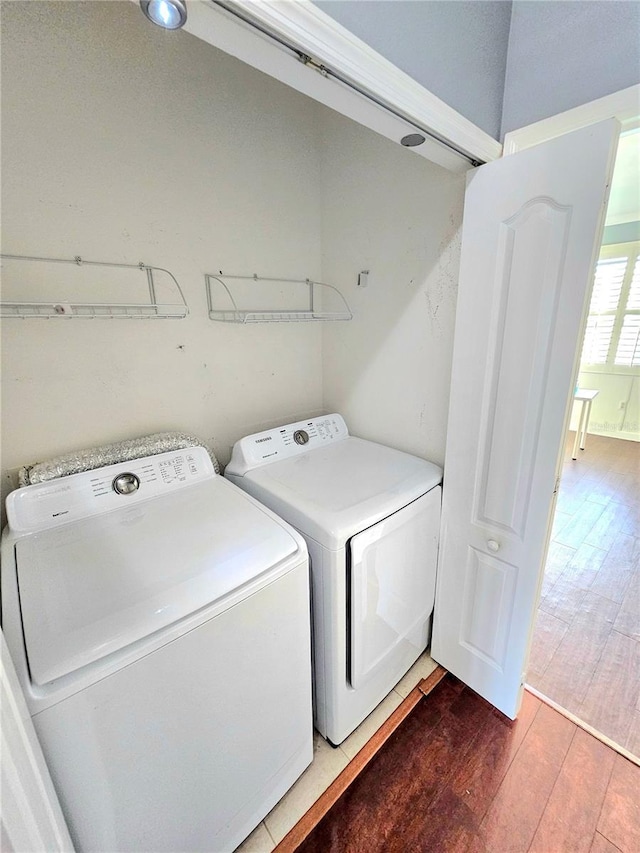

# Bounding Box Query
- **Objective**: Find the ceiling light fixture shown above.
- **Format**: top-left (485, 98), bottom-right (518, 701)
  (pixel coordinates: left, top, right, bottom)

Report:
top-left (400, 134), bottom-right (426, 148)
top-left (140, 0), bottom-right (187, 30)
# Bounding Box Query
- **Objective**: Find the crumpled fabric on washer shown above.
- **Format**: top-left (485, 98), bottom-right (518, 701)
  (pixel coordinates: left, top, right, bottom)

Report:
top-left (18, 431), bottom-right (220, 486)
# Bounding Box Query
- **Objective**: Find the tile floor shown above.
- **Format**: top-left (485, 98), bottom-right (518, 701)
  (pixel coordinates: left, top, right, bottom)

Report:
top-left (527, 432), bottom-right (640, 756)
top-left (235, 651), bottom-right (439, 852)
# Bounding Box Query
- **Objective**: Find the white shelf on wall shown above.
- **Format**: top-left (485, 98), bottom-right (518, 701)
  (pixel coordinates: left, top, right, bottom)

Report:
top-left (205, 272), bottom-right (352, 323)
top-left (0, 254), bottom-right (189, 319)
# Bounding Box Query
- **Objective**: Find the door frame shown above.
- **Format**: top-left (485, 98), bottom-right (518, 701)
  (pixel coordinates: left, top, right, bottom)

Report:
top-left (503, 84), bottom-right (640, 155)
top-left (1, 630), bottom-right (73, 851)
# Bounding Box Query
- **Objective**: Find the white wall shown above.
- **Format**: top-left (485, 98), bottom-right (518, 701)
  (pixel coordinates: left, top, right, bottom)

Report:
top-left (501, 0), bottom-right (640, 137)
top-left (0, 1), bottom-right (324, 503)
top-left (319, 110), bottom-right (465, 466)
top-left (572, 371), bottom-right (639, 443)
top-left (1, 0), bottom-right (465, 525)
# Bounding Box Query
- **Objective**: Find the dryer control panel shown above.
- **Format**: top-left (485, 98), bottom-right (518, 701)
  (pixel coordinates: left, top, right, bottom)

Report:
top-left (226, 414), bottom-right (349, 476)
top-left (6, 447), bottom-right (215, 534)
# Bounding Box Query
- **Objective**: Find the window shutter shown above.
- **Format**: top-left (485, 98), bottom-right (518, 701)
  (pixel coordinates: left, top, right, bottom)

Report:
top-left (626, 257), bottom-right (640, 310)
top-left (615, 316), bottom-right (640, 366)
top-left (582, 243), bottom-right (640, 370)
top-left (581, 315), bottom-right (615, 365)
top-left (589, 257), bottom-right (626, 313)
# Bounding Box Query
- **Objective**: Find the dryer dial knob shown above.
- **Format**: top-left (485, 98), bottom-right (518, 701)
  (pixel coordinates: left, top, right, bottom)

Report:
top-left (113, 473), bottom-right (140, 495)
top-left (293, 429), bottom-right (309, 446)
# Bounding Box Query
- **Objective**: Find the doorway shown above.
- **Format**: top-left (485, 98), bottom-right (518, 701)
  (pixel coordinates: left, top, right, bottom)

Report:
top-left (526, 430), bottom-right (639, 755)
top-left (526, 130), bottom-right (640, 758)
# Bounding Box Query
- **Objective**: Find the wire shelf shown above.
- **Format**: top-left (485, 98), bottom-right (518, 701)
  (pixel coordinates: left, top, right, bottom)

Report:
top-left (0, 254), bottom-right (189, 319)
top-left (205, 273), bottom-right (352, 324)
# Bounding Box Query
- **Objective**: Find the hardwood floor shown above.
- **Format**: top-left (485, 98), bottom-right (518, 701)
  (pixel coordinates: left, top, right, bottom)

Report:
top-left (527, 432), bottom-right (640, 757)
top-left (284, 674), bottom-right (640, 853)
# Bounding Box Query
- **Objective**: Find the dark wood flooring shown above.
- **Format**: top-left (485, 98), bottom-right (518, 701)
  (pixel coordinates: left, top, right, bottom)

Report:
top-left (290, 674), bottom-right (640, 853)
top-left (527, 433), bottom-right (640, 756)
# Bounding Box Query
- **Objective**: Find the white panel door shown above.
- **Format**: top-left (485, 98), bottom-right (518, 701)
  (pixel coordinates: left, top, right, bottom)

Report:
top-left (431, 120), bottom-right (619, 718)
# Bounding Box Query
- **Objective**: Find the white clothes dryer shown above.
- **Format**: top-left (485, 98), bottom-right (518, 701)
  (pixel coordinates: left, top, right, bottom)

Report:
top-left (1, 446), bottom-right (313, 853)
top-left (225, 414), bottom-right (442, 746)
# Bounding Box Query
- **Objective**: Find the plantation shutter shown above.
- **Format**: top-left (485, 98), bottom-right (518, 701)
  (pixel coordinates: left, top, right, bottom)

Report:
top-left (614, 256), bottom-right (640, 366)
top-left (582, 242), bottom-right (640, 368)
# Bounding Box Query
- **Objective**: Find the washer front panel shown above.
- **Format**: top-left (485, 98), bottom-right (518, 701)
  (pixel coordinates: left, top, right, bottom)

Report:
top-left (350, 489), bottom-right (440, 689)
top-left (30, 558), bottom-right (313, 853)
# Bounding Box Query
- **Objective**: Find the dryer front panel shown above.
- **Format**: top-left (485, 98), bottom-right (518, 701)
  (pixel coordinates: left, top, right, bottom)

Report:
top-left (349, 487), bottom-right (441, 690)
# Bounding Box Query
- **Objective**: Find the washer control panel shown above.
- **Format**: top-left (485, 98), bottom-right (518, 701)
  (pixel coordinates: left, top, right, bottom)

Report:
top-left (7, 447), bottom-right (215, 534)
top-left (226, 414), bottom-right (349, 476)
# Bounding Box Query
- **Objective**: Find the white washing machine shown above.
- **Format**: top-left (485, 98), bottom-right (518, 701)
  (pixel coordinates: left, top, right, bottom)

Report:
top-left (1, 446), bottom-right (313, 853)
top-left (225, 414), bottom-right (442, 746)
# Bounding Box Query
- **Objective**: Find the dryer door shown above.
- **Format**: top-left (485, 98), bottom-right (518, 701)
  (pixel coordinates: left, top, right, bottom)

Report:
top-left (349, 487), bottom-right (441, 689)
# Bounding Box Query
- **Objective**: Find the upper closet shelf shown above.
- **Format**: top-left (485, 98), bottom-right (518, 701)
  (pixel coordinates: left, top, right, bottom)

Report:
top-left (205, 273), bottom-right (352, 323)
top-left (0, 254), bottom-right (189, 319)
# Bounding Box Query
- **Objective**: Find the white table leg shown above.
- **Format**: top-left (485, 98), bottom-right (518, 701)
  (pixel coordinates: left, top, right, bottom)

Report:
top-left (572, 400), bottom-right (586, 460)
top-left (572, 390), bottom-right (599, 459)
top-left (579, 399), bottom-right (593, 451)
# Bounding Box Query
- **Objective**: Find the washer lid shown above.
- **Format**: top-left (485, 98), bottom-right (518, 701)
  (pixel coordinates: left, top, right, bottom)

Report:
top-left (232, 437), bottom-right (442, 549)
top-left (16, 477), bottom-right (300, 685)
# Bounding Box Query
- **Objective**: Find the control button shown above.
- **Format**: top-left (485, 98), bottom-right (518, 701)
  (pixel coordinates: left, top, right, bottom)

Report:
top-left (293, 429), bottom-right (310, 446)
top-left (112, 473), bottom-right (140, 496)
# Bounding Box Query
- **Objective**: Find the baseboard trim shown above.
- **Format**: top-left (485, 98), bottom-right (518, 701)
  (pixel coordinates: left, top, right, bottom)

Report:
top-left (588, 429), bottom-right (640, 443)
top-left (273, 665), bottom-right (448, 852)
top-left (525, 684), bottom-right (639, 768)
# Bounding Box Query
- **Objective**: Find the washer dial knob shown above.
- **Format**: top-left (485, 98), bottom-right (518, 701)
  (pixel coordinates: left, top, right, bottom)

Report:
top-left (293, 429), bottom-right (309, 446)
top-left (112, 473), bottom-right (140, 495)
